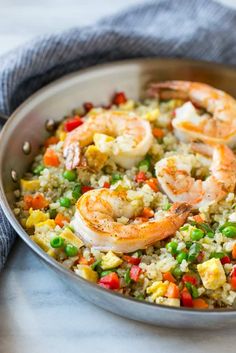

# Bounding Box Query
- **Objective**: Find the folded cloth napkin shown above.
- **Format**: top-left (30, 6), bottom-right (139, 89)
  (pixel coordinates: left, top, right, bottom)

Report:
top-left (1, 0), bottom-right (236, 270)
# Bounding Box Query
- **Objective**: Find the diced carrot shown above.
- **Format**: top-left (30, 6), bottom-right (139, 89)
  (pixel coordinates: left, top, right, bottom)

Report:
top-left (193, 214), bottom-right (204, 223)
top-left (31, 193), bottom-right (49, 210)
top-left (166, 282), bottom-right (179, 299)
top-left (192, 298), bottom-right (208, 309)
top-left (163, 271), bottom-right (176, 283)
top-left (43, 149), bottom-right (60, 167)
top-left (135, 217), bottom-right (149, 223)
top-left (55, 213), bottom-right (69, 227)
top-left (135, 171), bottom-right (147, 183)
top-left (23, 195), bottom-right (34, 210)
top-left (44, 136), bottom-right (59, 148)
top-left (141, 207), bottom-right (154, 218)
top-left (145, 178), bottom-right (158, 192)
top-left (79, 256), bottom-right (94, 265)
top-left (232, 244), bottom-right (236, 259)
top-left (152, 127), bottom-right (165, 139)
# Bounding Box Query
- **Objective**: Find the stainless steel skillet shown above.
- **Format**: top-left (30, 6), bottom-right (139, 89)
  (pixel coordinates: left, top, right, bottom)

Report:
top-left (1, 58), bottom-right (236, 329)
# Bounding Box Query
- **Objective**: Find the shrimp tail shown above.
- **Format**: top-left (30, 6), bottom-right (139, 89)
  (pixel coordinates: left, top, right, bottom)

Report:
top-left (63, 142), bottom-right (81, 170)
top-left (148, 81), bottom-right (190, 100)
top-left (170, 202), bottom-right (192, 216)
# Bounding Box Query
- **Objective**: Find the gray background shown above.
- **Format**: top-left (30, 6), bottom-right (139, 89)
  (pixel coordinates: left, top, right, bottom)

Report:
top-left (0, 1), bottom-right (236, 352)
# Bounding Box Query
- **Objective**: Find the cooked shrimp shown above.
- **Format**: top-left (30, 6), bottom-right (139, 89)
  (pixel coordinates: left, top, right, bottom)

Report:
top-left (72, 189), bottom-right (191, 252)
top-left (63, 111), bottom-right (152, 170)
top-left (149, 81), bottom-right (236, 145)
top-left (155, 144), bottom-right (236, 209)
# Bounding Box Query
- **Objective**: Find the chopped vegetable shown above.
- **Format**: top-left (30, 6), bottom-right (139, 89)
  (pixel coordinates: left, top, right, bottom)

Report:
top-left (135, 171), bottom-right (147, 183)
top-left (166, 241), bottom-right (178, 255)
top-left (138, 157), bottom-right (151, 172)
top-left (181, 289), bottom-right (193, 307)
top-left (232, 244), bottom-right (236, 259)
top-left (64, 116), bottom-right (83, 132)
top-left (221, 225), bottom-right (236, 238)
top-left (43, 149), bottom-right (60, 167)
top-left (111, 173), bottom-right (122, 185)
top-left (188, 243), bottom-right (201, 262)
top-left (55, 213), bottom-right (69, 227)
top-left (103, 182), bottom-right (110, 188)
top-left (192, 298), bottom-right (208, 309)
top-left (176, 251), bottom-right (188, 264)
top-left (91, 259), bottom-right (101, 270)
top-left (220, 256), bottom-right (231, 265)
top-left (163, 271), bottom-right (176, 283)
top-left (166, 282), bottom-right (179, 298)
top-left (63, 170), bottom-right (77, 181)
top-left (59, 197), bottom-right (71, 208)
top-left (162, 202), bottom-right (171, 211)
top-left (190, 228), bottom-right (205, 241)
top-left (99, 272), bottom-right (120, 290)
top-left (152, 127), bottom-right (165, 139)
top-left (185, 282), bottom-right (199, 298)
top-left (31, 194), bottom-right (49, 210)
top-left (192, 214), bottom-right (204, 223)
top-left (44, 136), bottom-right (59, 147)
top-left (123, 255), bottom-right (141, 265)
top-left (65, 243), bottom-right (78, 257)
top-left (72, 182), bottom-right (82, 200)
top-left (83, 102), bottom-right (94, 112)
top-left (82, 185), bottom-right (94, 193)
top-left (130, 265), bottom-right (141, 282)
top-left (182, 274), bottom-right (197, 286)
top-left (141, 207), bottom-right (154, 219)
top-left (145, 178), bottom-right (158, 192)
top-left (50, 236), bottom-right (65, 248)
top-left (124, 269), bottom-right (131, 284)
top-left (33, 165), bottom-right (45, 175)
top-left (171, 266), bottom-right (183, 279)
top-left (112, 92), bottom-right (127, 105)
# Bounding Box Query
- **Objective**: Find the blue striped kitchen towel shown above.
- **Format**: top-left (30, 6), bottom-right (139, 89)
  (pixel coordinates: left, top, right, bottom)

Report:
top-left (0, 0), bottom-right (236, 269)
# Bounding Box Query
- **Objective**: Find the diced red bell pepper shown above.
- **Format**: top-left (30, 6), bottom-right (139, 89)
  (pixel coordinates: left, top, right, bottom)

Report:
top-left (231, 276), bottom-right (236, 290)
top-left (221, 256), bottom-right (231, 265)
top-left (99, 272), bottom-right (120, 290)
top-left (182, 274), bottom-right (197, 286)
top-left (123, 255), bottom-right (141, 265)
top-left (181, 289), bottom-right (193, 307)
top-left (64, 116), bottom-right (83, 132)
top-left (135, 171), bottom-right (147, 183)
top-left (103, 182), bottom-right (110, 189)
top-left (197, 251), bottom-right (204, 263)
top-left (112, 92), bottom-right (127, 105)
top-left (82, 186), bottom-right (94, 194)
top-left (83, 102), bottom-right (94, 113)
top-left (130, 265), bottom-right (142, 282)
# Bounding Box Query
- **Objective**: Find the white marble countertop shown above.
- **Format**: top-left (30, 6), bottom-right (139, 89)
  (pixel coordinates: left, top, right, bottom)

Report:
top-left (1, 1), bottom-right (236, 352)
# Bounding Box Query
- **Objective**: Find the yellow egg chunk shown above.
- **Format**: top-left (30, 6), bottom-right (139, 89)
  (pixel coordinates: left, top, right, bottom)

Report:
top-left (76, 265), bottom-right (98, 282)
top-left (61, 228), bottom-right (84, 249)
top-left (85, 145), bottom-right (108, 171)
top-left (26, 209), bottom-right (49, 228)
top-left (143, 108), bottom-right (160, 122)
top-left (93, 133), bottom-right (114, 154)
top-left (197, 258), bottom-right (226, 290)
top-left (146, 281), bottom-right (168, 300)
top-left (20, 179), bottom-right (40, 192)
top-left (31, 234), bottom-right (50, 252)
top-left (101, 251), bottom-right (123, 270)
top-left (35, 219), bottom-right (56, 230)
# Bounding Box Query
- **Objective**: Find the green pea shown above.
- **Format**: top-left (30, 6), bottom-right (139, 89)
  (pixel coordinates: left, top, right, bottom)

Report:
top-left (188, 243), bottom-right (201, 262)
top-left (63, 170), bottom-right (77, 181)
top-left (222, 226), bottom-right (236, 238)
top-left (111, 173), bottom-right (122, 185)
top-left (124, 269), bottom-right (131, 284)
top-left (172, 266), bottom-right (183, 279)
top-left (49, 209), bottom-right (57, 219)
top-left (206, 232), bottom-right (214, 238)
top-left (50, 236), bottom-right (64, 248)
top-left (91, 259), bottom-right (102, 270)
top-left (166, 241), bottom-right (178, 255)
top-left (138, 157), bottom-right (151, 172)
top-left (100, 270), bottom-right (114, 277)
top-left (136, 294), bottom-right (145, 300)
top-left (176, 251), bottom-right (188, 264)
top-left (59, 197), bottom-right (71, 208)
top-left (72, 182), bottom-right (82, 200)
top-left (210, 251), bottom-right (225, 259)
top-left (33, 164), bottom-right (45, 175)
top-left (163, 202), bottom-right (171, 211)
top-left (65, 243), bottom-right (78, 257)
top-left (190, 228), bottom-right (204, 241)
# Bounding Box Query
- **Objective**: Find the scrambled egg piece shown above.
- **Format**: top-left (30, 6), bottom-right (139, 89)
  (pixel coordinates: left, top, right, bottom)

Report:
top-left (26, 209), bottom-right (49, 228)
top-left (76, 265), bottom-right (98, 282)
top-left (61, 228), bottom-right (84, 249)
top-left (31, 234), bottom-right (50, 252)
top-left (197, 258), bottom-right (226, 290)
top-left (20, 179), bottom-right (40, 192)
top-left (85, 145), bottom-right (108, 171)
top-left (56, 123), bottom-right (67, 141)
top-left (155, 297), bottom-right (180, 307)
top-left (143, 108), bottom-right (160, 122)
top-left (93, 133), bottom-right (114, 154)
top-left (146, 281), bottom-right (168, 300)
top-left (101, 251), bottom-right (123, 270)
top-left (35, 219), bottom-right (56, 231)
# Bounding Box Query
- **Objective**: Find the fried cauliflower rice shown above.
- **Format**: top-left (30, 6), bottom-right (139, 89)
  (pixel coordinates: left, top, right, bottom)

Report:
top-left (14, 91), bottom-right (236, 310)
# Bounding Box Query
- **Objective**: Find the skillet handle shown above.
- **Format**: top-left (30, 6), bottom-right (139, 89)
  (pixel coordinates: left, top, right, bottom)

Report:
top-left (0, 113), bottom-right (8, 127)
